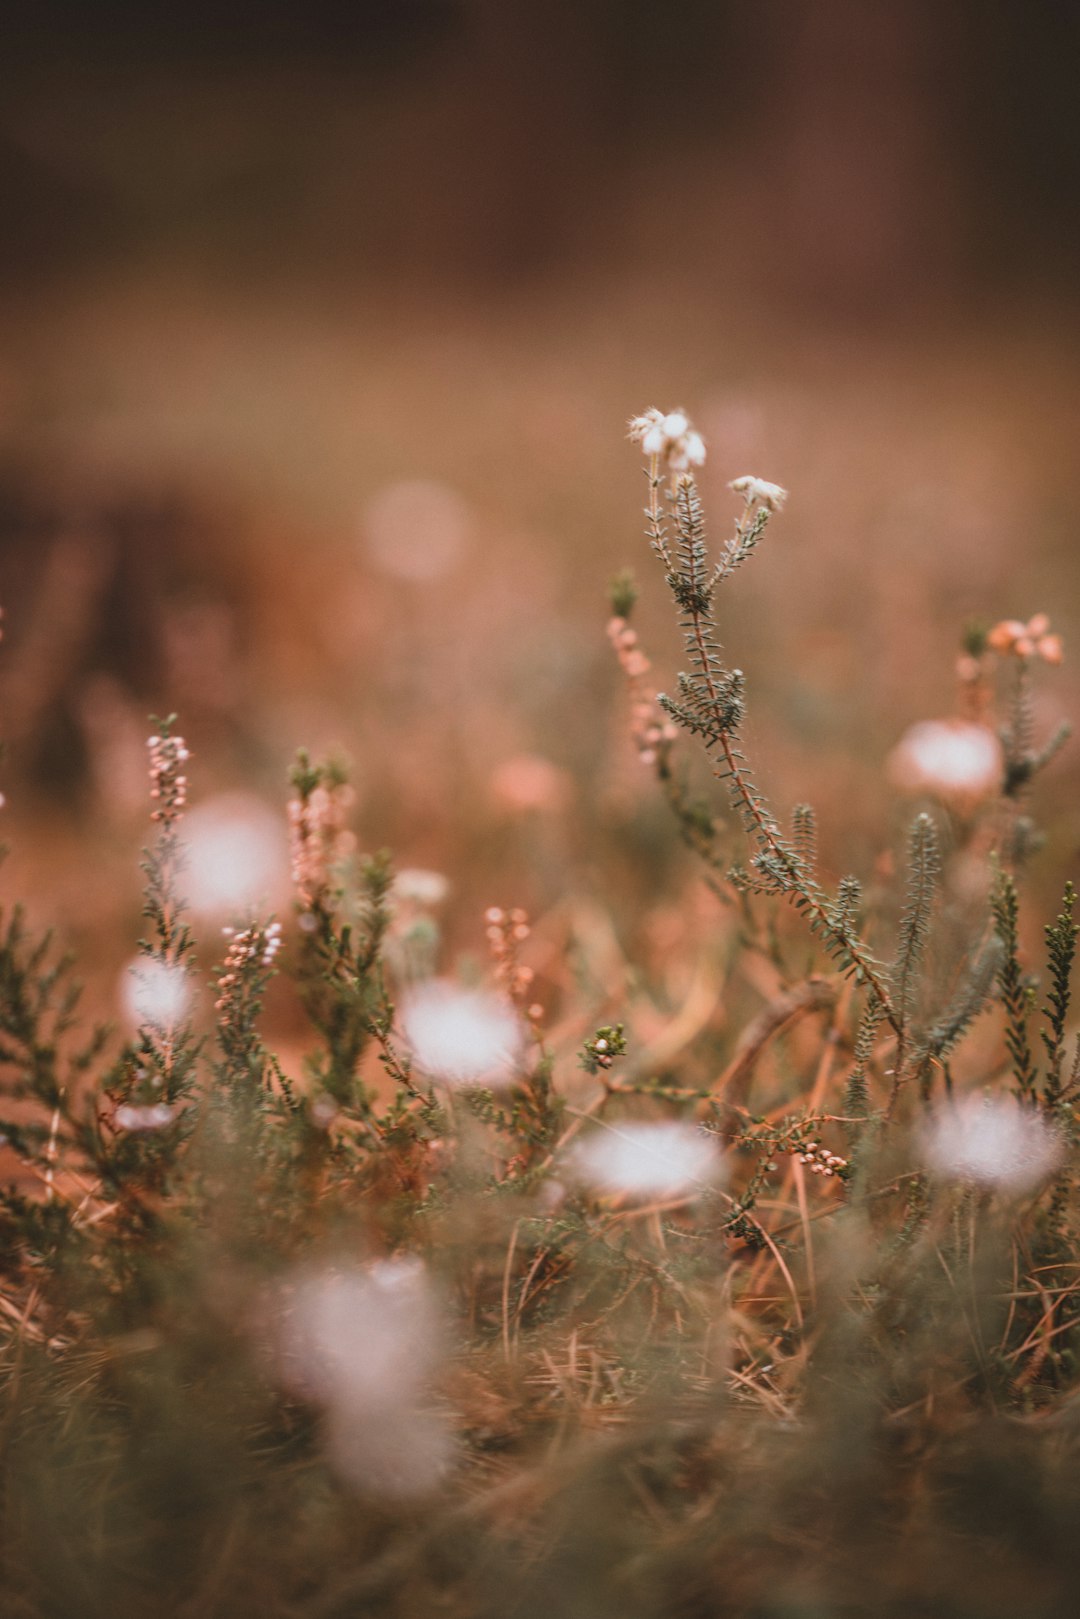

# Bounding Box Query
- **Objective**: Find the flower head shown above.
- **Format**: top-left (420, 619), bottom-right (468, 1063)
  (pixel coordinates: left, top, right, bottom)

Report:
top-left (987, 614), bottom-right (1063, 664)
top-left (728, 475), bottom-right (788, 513)
top-left (628, 408), bottom-right (706, 474)
top-left (287, 777), bottom-right (356, 911)
top-left (147, 731), bottom-right (190, 825)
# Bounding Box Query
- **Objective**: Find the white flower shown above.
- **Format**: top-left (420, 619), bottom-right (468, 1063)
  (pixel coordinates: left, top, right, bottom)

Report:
top-left (728, 475), bottom-right (788, 512)
top-left (888, 720), bottom-right (1003, 808)
top-left (182, 794), bottom-right (290, 919)
top-left (277, 1259), bottom-right (441, 1412)
top-left (274, 1259), bottom-right (453, 1500)
top-left (114, 1103), bottom-right (177, 1132)
top-left (399, 980), bottom-right (525, 1088)
top-left (120, 957), bottom-right (192, 1030)
top-left (628, 407), bottom-right (706, 473)
top-left (326, 1404), bottom-right (454, 1501)
top-left (681, 430), bottom-right (707, 467)
top-left (921, 1095), bottom-right (1064, 1194)
top-left (565, 1120), bottom-right (725, 1200)
top-left (392, 868), bottom-right (451, 908)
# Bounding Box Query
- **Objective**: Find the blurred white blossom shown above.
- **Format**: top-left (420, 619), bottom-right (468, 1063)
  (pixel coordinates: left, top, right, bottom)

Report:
top-left (114, 1103), bottom-right (177, 1132)
top-left (326, 1406), bottom-right (454, 1501)
top-left (277, 1258), bottom-right (441, 1411)
top-left (921, 1095), bottom-right (1064, 1194)
top-left (120, 957), bottom-right (193, 1030)
top-left (566, 1120), bottom-right (725, 1200)
top-left (393, 868), bottom-right (451, 908)
top-left (274, 1259), bottom-right (452, 1499)
top-left (888, 719), bottom-right (1003, 808)
top-left (182, 794), bottom-right (290, 919)
top-left (399, 980), bottom-right (525, 1088)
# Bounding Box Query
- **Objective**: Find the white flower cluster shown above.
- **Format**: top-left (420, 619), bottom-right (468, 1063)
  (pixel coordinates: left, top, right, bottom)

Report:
top-left (728, 475), bottom-right (788, 513)
top-left (221, 920), bottom-right (282, 970)
top-left (628, 408), bottom-right (706, 473)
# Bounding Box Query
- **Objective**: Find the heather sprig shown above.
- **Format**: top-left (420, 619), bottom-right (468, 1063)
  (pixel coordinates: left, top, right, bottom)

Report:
top-left (629, 414), bottom-right (901, 1034)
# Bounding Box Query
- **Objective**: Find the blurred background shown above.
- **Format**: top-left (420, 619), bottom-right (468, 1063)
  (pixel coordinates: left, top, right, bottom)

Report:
top-left (1, 0), bottom-right (1078, 1015)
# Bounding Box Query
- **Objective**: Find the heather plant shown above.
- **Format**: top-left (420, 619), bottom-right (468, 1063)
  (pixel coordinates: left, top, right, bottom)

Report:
top-left (0, 410), bottom-right (1078, 1618)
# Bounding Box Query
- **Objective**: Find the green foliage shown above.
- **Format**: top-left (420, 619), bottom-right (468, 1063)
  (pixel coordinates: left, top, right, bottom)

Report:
top-left (609, 567), bottom-right (639, 619)
top-left (645, 472), bottom-right (901, 1032)
top-left (992, 865), bottom-right (1040, 1102)
top-left (579, 1022), bottom-right (628, 1076)
top-left (1042, 881), bottom-right (1078, 1107)
top-left (892, 813), bottom-right (940, 1033)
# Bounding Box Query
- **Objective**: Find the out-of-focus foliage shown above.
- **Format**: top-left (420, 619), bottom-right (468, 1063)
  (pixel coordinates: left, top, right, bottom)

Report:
top-left (1, 433), bottom-right (1079, 1617)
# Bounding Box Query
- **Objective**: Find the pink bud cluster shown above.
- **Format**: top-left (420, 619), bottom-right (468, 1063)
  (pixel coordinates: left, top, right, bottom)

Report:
top-left (215, 921), bottom-right (283, 1014)
top-left (606, 617), bottom-right (678, 767)
top-left (287, 783), bottom-right (355, 909)
top-left (791, 1140), bottom-right (847, 1178)
top-left (485, 906), bottom-right (543, 1024)
top-left (987, 613), bottom-right (1063, 664)
top-left (147, 732), bottom-right (190, 824)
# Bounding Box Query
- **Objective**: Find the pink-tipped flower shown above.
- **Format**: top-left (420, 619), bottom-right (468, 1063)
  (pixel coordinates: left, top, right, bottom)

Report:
top-left (987, 614), bottom-right (1063, 664)
top-left (147, 731), bottom-right (190, 825)
top-left (888, 719), bottom-right (1003, 810)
